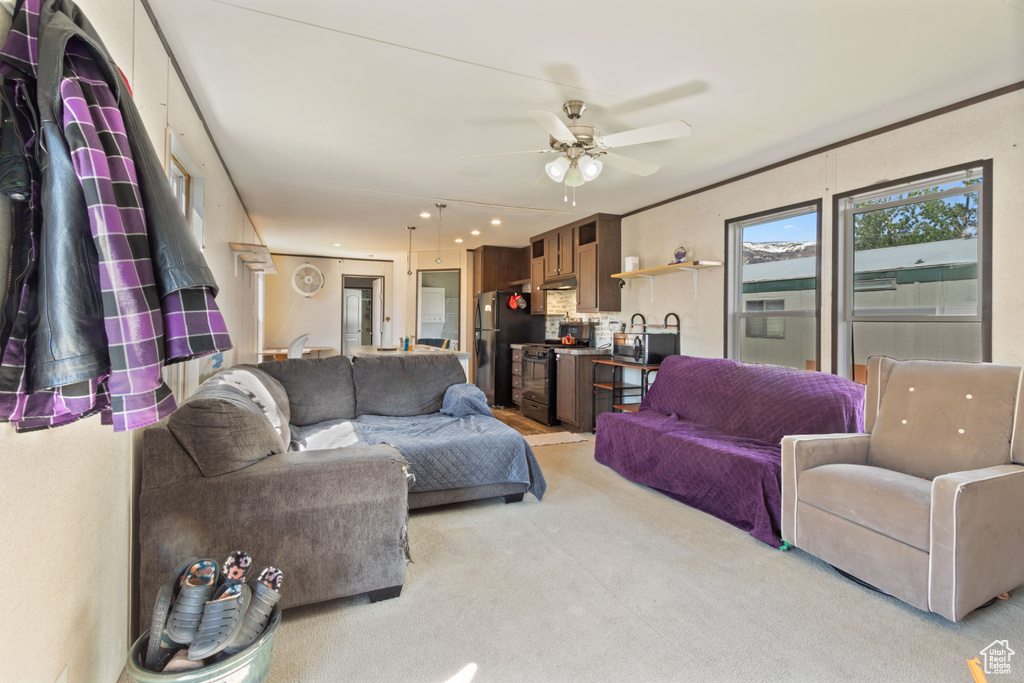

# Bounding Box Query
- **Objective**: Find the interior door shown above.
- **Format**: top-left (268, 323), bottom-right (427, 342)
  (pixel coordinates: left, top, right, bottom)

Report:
top-left (371, 278), bottom-right (383, 346)
top-left (343, 289), bottom-right (361, 355)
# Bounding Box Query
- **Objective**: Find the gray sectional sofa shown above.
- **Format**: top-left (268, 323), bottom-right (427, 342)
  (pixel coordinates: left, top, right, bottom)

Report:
top-left (138, 353), bottom-right (544, 631)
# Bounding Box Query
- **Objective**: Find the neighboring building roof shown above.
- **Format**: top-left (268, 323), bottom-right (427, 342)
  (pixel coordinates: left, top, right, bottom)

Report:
top-left (743, 238), bottom-right (978, 282)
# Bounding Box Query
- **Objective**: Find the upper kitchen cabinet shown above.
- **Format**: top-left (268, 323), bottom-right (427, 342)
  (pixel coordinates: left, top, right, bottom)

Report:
top-left (574, 215), bottom-right (621, 313)
top-left (542, 226), bottom-right (575, 281)
top-left (472, 246), bottom-right (528, 295)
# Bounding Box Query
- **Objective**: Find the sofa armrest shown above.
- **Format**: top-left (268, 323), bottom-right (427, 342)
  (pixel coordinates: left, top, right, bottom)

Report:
top-left (139, 443), bottom-right (410, 630)
top-left (781, 433), bottom-right (871, 545)
top-left (929, 464), bottom-right (1024, 622)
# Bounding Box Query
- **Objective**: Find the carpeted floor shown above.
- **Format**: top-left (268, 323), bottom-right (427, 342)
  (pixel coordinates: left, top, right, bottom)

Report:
top-left (124, 437), bottom-right (1024, 682)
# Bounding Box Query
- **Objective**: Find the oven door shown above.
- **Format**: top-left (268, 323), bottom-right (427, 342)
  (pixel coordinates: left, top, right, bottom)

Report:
top-left (521, 347), bottom-right (551, 403)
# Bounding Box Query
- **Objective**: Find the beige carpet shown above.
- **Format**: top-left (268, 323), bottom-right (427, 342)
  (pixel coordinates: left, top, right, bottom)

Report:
top-left (123, 437), bottom-right (1023, 682)
top-left (523, 432), bottom-right (587, 447)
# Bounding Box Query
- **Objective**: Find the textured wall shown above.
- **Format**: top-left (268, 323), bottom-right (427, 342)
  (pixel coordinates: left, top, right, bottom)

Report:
top-left (0, 2), bottom-right (259, 681)
top-left (621, 90), bottom-right (1024, 369)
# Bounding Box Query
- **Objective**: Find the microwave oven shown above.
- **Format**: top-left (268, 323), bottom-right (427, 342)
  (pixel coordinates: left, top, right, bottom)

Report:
top-left (612, 332), bottom-right (677, 365)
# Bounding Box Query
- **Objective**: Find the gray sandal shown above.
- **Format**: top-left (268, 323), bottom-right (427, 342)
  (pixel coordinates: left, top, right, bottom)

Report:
top-left (187, 581), bottom-right (251, 660)
top-left (223, 567), bottom-right (283, 655)
top-left (165, 559), bottom-right (219, 645)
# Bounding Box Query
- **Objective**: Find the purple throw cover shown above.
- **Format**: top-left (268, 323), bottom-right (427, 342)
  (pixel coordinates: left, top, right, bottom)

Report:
top-left (594, 355), bottom-right (865, 546)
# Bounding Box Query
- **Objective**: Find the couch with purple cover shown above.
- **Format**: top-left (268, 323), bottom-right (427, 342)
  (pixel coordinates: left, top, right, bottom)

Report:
top-left (594, 355), bottom-right (865, 546)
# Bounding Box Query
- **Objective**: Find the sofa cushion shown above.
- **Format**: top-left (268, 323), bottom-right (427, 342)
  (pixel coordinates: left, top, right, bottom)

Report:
top-left (798, 464), bottom-right (932, 551)
top-left (641, 355), bottom-right (865, 443)
top-left (168, 382), bottom-right (285, 477)
top-left (868, 360), bottom-right (1019, 479)
top-left (258, 355), bottom-right (356, 425)
top-left (353, 354), bottom-right (466, 417)
top-left (206, 365), bottom-right (291, 447)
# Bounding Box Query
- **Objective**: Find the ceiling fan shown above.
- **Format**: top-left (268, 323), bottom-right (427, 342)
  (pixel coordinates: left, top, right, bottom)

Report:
top-left (463, 100), bottom-right (691, 187)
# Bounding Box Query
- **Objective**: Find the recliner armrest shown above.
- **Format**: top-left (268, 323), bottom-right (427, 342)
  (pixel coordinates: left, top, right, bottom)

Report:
top-left (929, 464), bottom-right (1024, 622)
top-left (781, 433), bottom-right (871, 545)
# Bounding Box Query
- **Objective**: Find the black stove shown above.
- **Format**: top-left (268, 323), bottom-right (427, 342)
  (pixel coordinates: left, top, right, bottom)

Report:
top-left (520, 323), bottom-right (595, 425)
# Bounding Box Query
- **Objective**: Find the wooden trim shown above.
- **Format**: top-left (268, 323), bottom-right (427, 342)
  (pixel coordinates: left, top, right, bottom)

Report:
top-left (270, 252), bottom-right (395, 263)
top-left (625, 80), bottom-right (1024, 218)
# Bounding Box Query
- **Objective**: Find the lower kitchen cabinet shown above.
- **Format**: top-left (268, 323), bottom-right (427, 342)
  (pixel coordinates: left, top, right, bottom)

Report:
top-left (555, 351), bottom-right (611, 432)
top-left (512, 348), bottom-right (523, 406)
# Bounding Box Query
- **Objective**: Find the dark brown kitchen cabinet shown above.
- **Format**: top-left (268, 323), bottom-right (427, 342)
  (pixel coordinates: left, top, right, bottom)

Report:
top-left (530, 258), bottom-right (546, 314)
top-left (574, 216), bottom-right (621, 313)
top-left (543, 227), bottom-right (575, 280)
top-left (556, 351), bottom-right (611, 432)
top-left (511, 348), bottom-right (523, 406)
top-left (473, 246), bottom-right (528, 295)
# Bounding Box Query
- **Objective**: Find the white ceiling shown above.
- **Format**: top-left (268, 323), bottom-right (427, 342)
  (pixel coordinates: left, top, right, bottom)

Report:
top-left (146, 0), bottom-right (1024, 258)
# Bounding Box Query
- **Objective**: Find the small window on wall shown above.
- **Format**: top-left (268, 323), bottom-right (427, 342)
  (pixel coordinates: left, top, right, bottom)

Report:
top-left (745, 300), bottom-right (785, 338)
top-left (726, 201), bottom-right (821, 370)
top-left (166, 131), bottom-right (205, 251)
top-left (835, 161), bottom-right (991, 378)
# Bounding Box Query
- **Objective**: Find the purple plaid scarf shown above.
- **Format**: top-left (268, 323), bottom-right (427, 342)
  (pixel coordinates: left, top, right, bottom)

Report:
top-left (0, 0), bottom-right (231, 431)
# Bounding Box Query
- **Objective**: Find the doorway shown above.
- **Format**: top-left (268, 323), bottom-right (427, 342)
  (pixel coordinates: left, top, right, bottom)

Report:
top-left (342, 276), bottom-right (383, 356)
top-left (417, 269), bottom-right (460, 349)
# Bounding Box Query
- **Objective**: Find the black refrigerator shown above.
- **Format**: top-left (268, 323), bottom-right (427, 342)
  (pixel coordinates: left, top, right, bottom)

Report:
top-left (474, 291), bottom-right (545, 407)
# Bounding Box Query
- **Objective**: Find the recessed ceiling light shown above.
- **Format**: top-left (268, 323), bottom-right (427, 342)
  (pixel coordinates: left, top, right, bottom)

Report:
top-left (471, 230), bottom-right (480, 235)
top-left (333, 243), bottom-right (341, 247)
top-left (491, 219), bottom-right (501, 225)
top-left (454, 238), bottom-right (464, 243)
top-left (420, 212), bottom-right (431, 218)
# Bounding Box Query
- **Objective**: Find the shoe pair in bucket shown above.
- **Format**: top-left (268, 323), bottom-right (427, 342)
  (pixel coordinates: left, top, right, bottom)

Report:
top-left (149, 551), bottom-right (283, 671)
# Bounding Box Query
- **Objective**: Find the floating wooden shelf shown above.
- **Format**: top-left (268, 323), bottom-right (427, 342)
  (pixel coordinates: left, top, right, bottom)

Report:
top-left (611, 260), bottom-right (722, 301)
top-left (613, 404), bottom-right (640, 413)
top-left (611, 260), bottom-right (723, 279)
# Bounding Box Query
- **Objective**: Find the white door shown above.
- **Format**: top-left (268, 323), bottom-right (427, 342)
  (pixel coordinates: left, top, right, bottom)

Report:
top-left (343, 289), bottom-right (362, 355)
top-left (371, 278), bottom-right (383, 346)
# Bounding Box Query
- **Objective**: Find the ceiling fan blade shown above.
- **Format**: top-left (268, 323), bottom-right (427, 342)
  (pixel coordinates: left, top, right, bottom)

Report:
top-left (460, 149), bottom-right (558, 159)
top-left (528, 110), bottom-right (577, 145)
top-left (595, 120), bottom-right (691, 149)
top-left (600, 152), bottom-right (660, 177)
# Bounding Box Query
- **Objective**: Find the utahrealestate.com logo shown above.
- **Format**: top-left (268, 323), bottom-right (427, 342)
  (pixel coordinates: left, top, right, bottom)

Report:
top-left (968, 640), bottom-right (1015, 680)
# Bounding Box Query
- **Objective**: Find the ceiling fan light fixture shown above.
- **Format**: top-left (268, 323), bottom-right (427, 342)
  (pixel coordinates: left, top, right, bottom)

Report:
top-left (578, 155), bottom-right (603, 180)
top-left (564, 163), bottom-right (585, 187)
top-left (545, 156), bottom-right (570, 181)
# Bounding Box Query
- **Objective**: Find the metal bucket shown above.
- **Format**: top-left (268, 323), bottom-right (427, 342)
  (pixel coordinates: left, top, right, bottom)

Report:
top-left (125, 606), bottom-right (282, 683)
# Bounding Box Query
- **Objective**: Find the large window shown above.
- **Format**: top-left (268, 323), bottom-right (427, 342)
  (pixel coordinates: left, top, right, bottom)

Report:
top-left (834, 162), bottom-right (991, 378)
top-left (726, 202), bottom-right (821, 370)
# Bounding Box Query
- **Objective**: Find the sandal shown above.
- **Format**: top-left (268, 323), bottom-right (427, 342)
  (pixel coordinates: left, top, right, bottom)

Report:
top-left (187, 581), bottom-right (252, 660)
top-left (165, 559), bottom-right (219, 645)
top-left (145, 556), bottom-right (200, 668)
top-left (223, 567), bottom-right (283, 656)
top-left (221, 550), bottom-right (252, 583)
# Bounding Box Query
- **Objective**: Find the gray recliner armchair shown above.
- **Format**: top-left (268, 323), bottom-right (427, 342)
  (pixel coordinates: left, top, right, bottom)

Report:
top-left (782, 356), bottom-right (1024, 621)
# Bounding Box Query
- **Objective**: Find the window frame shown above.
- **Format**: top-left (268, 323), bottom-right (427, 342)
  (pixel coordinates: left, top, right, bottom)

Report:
top-left (831, 159), bottom-right (993, 377)
top-left (724, 199), bottom-right (822, 367)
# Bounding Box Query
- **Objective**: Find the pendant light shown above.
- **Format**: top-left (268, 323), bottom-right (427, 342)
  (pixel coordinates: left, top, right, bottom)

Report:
top-left (406, 226), bottom-right (415, 275)
top-left (434, 203), bottom-right (446, 264)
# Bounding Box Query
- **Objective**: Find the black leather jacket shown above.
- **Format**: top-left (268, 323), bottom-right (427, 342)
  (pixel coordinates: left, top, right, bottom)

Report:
top-left (1, 0), bottom-right (218, 391)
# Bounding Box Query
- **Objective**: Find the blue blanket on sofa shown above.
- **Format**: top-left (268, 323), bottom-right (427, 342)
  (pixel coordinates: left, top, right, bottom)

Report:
top-left (354, 384), bottom-right (546, 500)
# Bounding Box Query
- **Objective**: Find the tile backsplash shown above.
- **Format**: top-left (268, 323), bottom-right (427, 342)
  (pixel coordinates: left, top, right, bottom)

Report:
top-left (541, 289), bottom-right (620, 348)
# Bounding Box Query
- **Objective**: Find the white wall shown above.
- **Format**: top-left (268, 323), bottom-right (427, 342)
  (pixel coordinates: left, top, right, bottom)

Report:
top-left (0, 2), bottom-right (259, 682)
top-left (620, 89), bottom-right (1024, 368)
top-left (263, 254), bottom-right (399, 353)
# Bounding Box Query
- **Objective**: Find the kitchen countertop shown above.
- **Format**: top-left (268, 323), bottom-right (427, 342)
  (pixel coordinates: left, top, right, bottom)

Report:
top-left (510, 343), bottom-right (610, 356)
top-left (351, 344), bottom-right (470, 359)
top-left (553, 347), bottom-right (612, 356)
